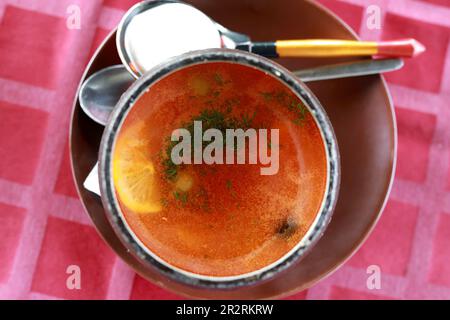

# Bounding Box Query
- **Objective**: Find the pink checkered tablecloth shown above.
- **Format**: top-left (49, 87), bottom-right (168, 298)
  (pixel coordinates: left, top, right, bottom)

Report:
top-left (0, 0), bottom-right (449, 300)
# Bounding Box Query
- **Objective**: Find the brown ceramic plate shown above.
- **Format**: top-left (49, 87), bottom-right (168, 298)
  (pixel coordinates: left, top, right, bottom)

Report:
top-left (70, 0), bottom-right (396, 299)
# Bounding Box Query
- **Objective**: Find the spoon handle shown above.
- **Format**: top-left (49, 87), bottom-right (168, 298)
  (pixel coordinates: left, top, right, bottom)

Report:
top-left (237, 39), bottom-right (425, 58)
top-left (294, 58), bottom-right (404, 82)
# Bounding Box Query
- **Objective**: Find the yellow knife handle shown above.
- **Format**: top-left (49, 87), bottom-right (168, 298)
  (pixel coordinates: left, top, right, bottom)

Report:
top-left (275, 40), bottom-right (379, 57)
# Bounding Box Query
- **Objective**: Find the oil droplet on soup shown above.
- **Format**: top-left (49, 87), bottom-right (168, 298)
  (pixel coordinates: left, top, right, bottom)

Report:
top-left (112, 62), bottom-right (328, 277)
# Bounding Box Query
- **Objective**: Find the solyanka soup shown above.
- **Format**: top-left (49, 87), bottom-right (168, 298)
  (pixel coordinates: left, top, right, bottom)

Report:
top-left (100, 50), bottom-right (339, 287)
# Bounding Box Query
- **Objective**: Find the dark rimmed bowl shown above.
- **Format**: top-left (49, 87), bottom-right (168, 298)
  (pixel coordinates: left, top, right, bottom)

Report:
top-left (98, 49), bottom-right (340, 289)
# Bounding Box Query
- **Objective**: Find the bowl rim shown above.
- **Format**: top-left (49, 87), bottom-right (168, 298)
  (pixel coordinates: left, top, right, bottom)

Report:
top-left (98, 48), bottom-right (340, 289)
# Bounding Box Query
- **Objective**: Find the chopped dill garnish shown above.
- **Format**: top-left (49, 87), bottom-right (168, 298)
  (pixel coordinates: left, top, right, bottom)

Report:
top-left (162, 106), bottom-right (257, 181)
top-left (275, 91), bottom-right (288, 102)
top-left (214, 73), bottom-right (225, 86)
top-left (160, 198), bottom-right (169, 207)
top-left (163, 139), bottom-right (180, 180)
top-left (173, 191), bottom-right (188, 205)
top-left (225, 179), bottom-right (238, 199)
top-left (260, 90), bottom-right (308, 126)
top-left (260, 91), bottom-right (273, 101)
top-left (162, 108), bottom-right (256, 180)
top-left (242, 111), bottom-right (257, 128)
top-left (223, 97), bottom-right (240, 111)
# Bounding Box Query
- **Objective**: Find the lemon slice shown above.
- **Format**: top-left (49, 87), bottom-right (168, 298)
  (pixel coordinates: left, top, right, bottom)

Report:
top-left (112, 126), bottom-right (162, 213)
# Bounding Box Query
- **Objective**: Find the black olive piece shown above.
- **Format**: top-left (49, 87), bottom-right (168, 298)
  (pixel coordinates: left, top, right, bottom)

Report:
top-left (277, 218), bottom-right (297, 238)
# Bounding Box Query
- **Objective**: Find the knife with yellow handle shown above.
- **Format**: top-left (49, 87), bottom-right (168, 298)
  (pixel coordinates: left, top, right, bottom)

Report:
top-left (235, 39), bottom-right (425, 58)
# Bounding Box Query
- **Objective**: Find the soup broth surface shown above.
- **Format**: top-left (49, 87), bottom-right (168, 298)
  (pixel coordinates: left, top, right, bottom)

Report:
top-left (113, 62), bottom-right (327, 277)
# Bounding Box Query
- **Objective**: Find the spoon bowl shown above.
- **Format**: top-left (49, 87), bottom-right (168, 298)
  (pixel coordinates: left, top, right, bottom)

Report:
top-left (79, 65), bottom-right (135, 125)
top-left (117, 0), bottom-right (221, 78)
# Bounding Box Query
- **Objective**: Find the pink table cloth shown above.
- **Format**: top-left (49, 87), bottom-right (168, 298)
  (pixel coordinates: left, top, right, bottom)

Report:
top-left (0, 0), bottom-right (449, 300)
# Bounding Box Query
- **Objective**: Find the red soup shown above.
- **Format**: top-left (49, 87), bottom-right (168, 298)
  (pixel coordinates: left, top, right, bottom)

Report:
top-left (112, 62), bottom-right (328, 277)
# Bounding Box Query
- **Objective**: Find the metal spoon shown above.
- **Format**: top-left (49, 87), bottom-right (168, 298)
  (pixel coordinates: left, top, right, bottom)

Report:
top-left (79, 65), bottom-right (135, 125)
top-left (116, 0), bottom-right (418, 78)
top-left (79, 58), bottom-right (403, 125)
